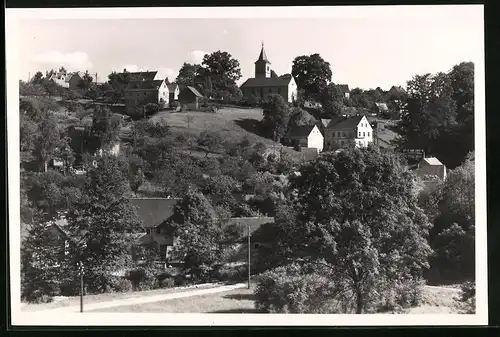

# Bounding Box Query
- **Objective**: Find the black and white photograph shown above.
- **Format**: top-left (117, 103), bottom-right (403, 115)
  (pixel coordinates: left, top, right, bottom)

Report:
top-left (7, 5), bottom-right (487, 326)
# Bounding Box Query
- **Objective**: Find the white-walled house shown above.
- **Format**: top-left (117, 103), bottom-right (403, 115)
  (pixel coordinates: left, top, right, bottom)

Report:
top-left (124, 79), bottom-right (169, 113)
top-left (167, 83), bottom-right (180, 102)
top-left (324, 115), bottom-right (373, 151)
top-left (282, 125), bottom-right (324, 153)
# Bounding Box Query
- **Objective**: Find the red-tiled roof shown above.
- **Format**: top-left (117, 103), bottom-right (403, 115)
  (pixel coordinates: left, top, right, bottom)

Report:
top-left (240, 77), bottom-right (292, 88)
top-left (125, 80), bottom-right (164, 91)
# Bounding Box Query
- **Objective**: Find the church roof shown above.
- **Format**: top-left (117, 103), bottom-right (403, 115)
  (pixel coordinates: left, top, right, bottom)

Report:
top-left (255, 44), bottom-right (271, 64)
top-left (240, 77), bottom-right (292, 88)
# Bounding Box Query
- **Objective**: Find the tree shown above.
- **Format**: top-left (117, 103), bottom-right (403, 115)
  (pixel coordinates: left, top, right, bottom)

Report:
top-left (426, 155), bottom-right (474, 281)
top-left (20, 112), bottom-right (38, 165)
top-left (197, 131), bottom-right (223, 157)
top-left (31, 71), bottom-right (44, 84)
top-left (288, 107), bottom-right (317, 128)
top-left (201, 51), bottom-right (242, 85)
top-left (279, 147), bottom-right (432, 313)
top-left (394, 62), bottom-right (474, 169)
top-left (79, 70), bottom-right (93, 91)
top-left (319, 83), bottom-right (344, 117)
top-left (63, 155), bottom-right (143, 293)
top-left (176, 63), bottom-right (202, 87)
top-left (127, 154), bottom-right (145, 196)
top-left (33, 113), bottom-right (61, 172)
top-left (261, 94), bottom-right (291, 140)
top-left (58, 66), bottom-right (67, 74)
top-left (90, 105), bottom-right (121, 153)
top-left (292, 54), bottom-right (332, 101)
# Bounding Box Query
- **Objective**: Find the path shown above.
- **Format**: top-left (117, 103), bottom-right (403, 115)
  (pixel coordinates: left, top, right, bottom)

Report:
top-left (37, 283), bottom-right (247, 313)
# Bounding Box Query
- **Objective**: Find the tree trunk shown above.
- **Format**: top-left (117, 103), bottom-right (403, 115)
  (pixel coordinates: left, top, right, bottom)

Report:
top-left (355, 285), bottom-right (363, 314)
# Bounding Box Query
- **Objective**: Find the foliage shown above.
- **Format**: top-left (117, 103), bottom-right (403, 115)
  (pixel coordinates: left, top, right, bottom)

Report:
top-left (278, 147), bottom-right (432, 313)
top-left (288, 107), bottom-right (317, 128)
top-left (319, 83), bottom-right (344, 117)
top-left (127, 154), bottom-right (145, 196)
top-left (176, 63), bottom-right (203, 88)
top-left (291, 54), bottom-right (332, 101)
top-left (62, 155), bottom-right (143, 294)
top-left (425, 156), bottom-right (475, 282)
top-left (394, 62), bottom-right (474, 169)
top-left (456, 281), bottom-right (475, 314)
top-left (33, 112), bottom-right (62, 172)
top-left (201, 50), bottom-right (242, 99)
top-left (261, 94), bottom-right (291, 140)
top-left (197, 131), bottom-right (223, 156)
top-left (254, 264), bottom-right (341, 313)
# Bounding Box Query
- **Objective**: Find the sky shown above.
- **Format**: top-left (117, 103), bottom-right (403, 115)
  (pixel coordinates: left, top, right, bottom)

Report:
top-left (16, 6), bottom-right (483, 91)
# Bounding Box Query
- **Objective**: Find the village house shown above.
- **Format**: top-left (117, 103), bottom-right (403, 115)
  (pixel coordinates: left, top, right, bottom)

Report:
top-left (115, 70), bottom-right (162, 82)
top-left (66, 72), bottom-right (85, 91)
top-left (240, 43), bottom-right (298, 103)
top-left (336, 84), bottom-right (350, 99)
top-left (324, 115), bottom-right (373, 151)
top-left (178, 86), bottom-right (204, 109)
top-left (49, 71), bottom-right (69, 88)
top-left (388, 85), bottom-right (407, 100)
top-left (124, 79), bottom-right (169, 114)
top-left (374, 102), bottom-right (389, 115)
top-left (282, 125), bottom-right (324, 153)
top-left (416, 157), bottom-right (447, 181)
top-left (167, 83), bottom-right (180, 102)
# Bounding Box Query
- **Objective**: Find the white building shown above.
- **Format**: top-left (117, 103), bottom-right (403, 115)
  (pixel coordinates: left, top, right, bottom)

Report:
top-left (324, 115), bottom-right (373, 151)
top-left (282, 125), bottom-right (324, 153)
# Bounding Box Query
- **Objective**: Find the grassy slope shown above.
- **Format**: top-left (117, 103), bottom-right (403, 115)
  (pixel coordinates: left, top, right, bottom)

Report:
top-left (150, 108), bottom-right (272, 144)
top-left (86, 285), bottom-right (462, 314)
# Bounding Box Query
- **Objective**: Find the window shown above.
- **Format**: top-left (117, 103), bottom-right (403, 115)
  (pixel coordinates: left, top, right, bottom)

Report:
top-left (254, 243), bottom-right (260, 249)
top-left (358, 132), bottom-right (361, 138)
top-left (367, 132), bottom-right (370, 137)
top-left (144, 93), bottom-right (147, 96)
top-left (343, 132), bottom-right (346, 137)
top-left (363, 132), bottom-right (365, 137)
top-left (156, 227), bottom-right (161, 234)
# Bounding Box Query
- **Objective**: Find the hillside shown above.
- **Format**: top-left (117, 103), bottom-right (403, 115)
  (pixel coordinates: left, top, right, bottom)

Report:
top-left (150, 107), bottom-right (276, 146)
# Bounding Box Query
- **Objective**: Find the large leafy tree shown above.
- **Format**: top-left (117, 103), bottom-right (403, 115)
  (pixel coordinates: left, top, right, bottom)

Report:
top-left (424, 154), bottom-right (475, 281)
top-left (319, 83), bottom-right (344, 117)
top-left (278, 147), bottom-right (432, 313)
top-left (394, 62), bottom-right (474, 168)
top-left (288, 107), bottom-right (317, 128)
top-left (175, 62), bottom-right (203, 88)
top-left (201, 51), bottom-right (242, 99)
top-left (292, 54), bottom-right (332, 101)
top-left (63, 155), bottom-right (142, 293)
top-left (261, 94), bottom-right (291, 140)
top-left (33, 112), bottom-right (62, 172)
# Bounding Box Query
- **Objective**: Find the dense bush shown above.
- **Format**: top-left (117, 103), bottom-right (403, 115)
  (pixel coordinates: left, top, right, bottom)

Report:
top-left (170, 101), bottom-right (180, 109)
top-left (456, 281), bottom-right (475, 314)
top-left (214, 264), bottom-right (248, 282)
top-left (112, 278), bottom-right (133, 293)
top-left (254, 264), bottom-right (340, 313)
top-left (367, 278), bottom-right (425, 313)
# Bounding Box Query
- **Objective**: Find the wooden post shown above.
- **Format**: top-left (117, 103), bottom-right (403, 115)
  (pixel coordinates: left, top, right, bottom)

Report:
top-left (79, 261), bottom-right (84, 313)
top-left (247, 225), bottom-right (251, 289)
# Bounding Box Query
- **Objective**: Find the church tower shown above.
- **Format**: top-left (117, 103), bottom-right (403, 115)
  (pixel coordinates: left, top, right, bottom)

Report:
top-left (254, 42), bottom-right (271, 78)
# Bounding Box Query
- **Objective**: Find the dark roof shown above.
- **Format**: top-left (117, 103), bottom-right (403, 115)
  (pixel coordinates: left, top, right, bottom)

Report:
top-left (220, 217), bottom-right (275, 241)
top-left (327, 116), bottom-right (364, 130)
top-left (183, 86), bottom-right (203, 98)
top-left (167, 83), bottom-right (178, 91)
top-left (240, 77), bottom-right (292, 88)
top-left (283, 125), bottom-right (317, 139)
top-left (390, 85), bottom-right (406, 95)
top-left (255, 45), bottom-right (271, 64)
top-left (128, 71), bottom-right (158, 81)
top-left (125, 80), bottom-right (164, 91)
top-left (336, 84), bottom-right (350, 93)
top-left (129, 198), bottom-right (180, 228)
top-left (270, 70), bottom-right (279, 78)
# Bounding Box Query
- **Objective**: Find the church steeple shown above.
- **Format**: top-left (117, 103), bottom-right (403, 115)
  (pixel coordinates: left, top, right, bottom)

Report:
top-left (254, 41), bottom-right (271, 78)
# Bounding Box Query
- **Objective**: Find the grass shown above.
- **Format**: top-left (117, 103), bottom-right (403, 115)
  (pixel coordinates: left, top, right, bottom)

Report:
top-left (85, 285), bottom-right (463, 314)
top-left (89, 285), bottom-right (261, 313)
top-left (21, 283), bottom-right (223, 312)
top-left (150, 107), bottom-right (274, 146)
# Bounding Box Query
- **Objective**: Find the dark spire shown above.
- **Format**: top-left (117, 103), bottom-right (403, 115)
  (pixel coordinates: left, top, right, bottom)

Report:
top-left (255, 42), bottom-right (270, 64)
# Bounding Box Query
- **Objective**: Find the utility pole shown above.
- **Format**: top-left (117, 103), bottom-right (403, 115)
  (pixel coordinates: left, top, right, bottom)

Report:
top-left (79, 261), bottom-right (85, 313)
top-left (247, 225), bottom-right (251, 289)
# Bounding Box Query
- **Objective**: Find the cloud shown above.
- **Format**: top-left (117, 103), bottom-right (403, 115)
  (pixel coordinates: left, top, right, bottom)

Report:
top-left (32, 51), bottom-right (93, 71)
top-left (188, 50), bottom-right (208, 65)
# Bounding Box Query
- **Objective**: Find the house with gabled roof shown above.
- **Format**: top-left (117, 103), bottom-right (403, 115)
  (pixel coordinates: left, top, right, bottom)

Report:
top-left (336, 84), bottom-right (350, 98)
top-left (124, 78), bottom-right (169, 114)
top-left (416, 157), bottom-right (447, 182)
top-left (324, 115), bottom-right (373, 151)
top-left (167, 83), bottom-right (180, 102)
top-left (240, 43), bottom-right (298, 103)
top-left (282, 125), bottom-right (324, 153)
top-left (178, 86), bottom-right (204, 109)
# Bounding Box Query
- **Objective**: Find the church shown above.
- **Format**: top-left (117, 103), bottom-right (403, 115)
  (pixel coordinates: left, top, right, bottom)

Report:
top-left (240, 43), bottom-right (298, 103)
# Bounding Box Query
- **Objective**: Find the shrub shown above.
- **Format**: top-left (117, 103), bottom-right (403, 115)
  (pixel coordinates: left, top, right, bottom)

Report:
top-left (254, 264), bottom-right (340, 313)
top-left (367, 278), bottom-right (425, 313)
top-left (113, 278), bottom-right (133, 293)
top-left (456, 281), bottom-right (475, 314)
top-left (160, 278), bottom-right (176, 288)
top-left (170, 101), bottom-right (180, 109)
top-left (214, 264), bottom-right (247, 282)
